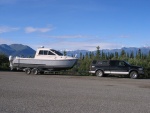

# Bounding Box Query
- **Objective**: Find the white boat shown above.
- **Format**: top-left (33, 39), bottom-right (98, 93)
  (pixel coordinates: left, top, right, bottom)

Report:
top-left (9, 47), bottom-right (78, 73)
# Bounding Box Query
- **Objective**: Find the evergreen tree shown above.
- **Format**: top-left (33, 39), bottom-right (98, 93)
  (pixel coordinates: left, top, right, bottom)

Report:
top-left (89, 52), bottom-right (95, 59)
top-left (130, 51), bottom-right (134, 59)
top-left (120, 49), bottom-right (126, 58)
top-left (115, 52), bottom-right (119, 59)
top-left (136, 49), bottom-right (141, 59)
top-left (85, 52), bottom-right (89, 59)
top-left (0, 54), bottom-right (9, 70)
top-left (101, 51), bottom-right (106, 60)
top-left (80, 52), bottom-right (83, 59)
top-left (96, 46), bottom-right (101, 60)
top-left (63, 50), bottom-right (67, 56)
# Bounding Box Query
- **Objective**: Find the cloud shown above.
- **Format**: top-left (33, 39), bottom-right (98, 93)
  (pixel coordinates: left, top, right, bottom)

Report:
top-left (25, 26), bottom-right (53, 33)
top-left (0, 38), bottom-right (13, 44)
top-left (37, 40), bottom-right (122, 51)
top-left (0, 26), bottom-right (19, 34)
top-left (31, 34), bottom-right (122, 51)
top-left (46, 35), bottom-right (93, 39)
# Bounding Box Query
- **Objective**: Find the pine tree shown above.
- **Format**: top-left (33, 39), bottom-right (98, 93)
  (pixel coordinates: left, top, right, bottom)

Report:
top-left (96, 46), bottom-right (101, 60)
top-left (0, 54), bottom-right (9, 70)
top-left (80, 52), bottom-right (83, 59)
top-left (136, 49), bottom-right (141, 59)
top-left (130, 51), bottom-right (134, 59)
top-left (101, 51), bottom-right (106, 60)
top-left (63, 50), bottom-right (67, 56)
top-left (120, 49), bottom-right (126, 58)
top-left (115, 52), bottom-right (119, 59)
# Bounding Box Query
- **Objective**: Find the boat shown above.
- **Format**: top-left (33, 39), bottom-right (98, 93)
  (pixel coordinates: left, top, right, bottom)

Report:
top-left (9, 46), bottom-right (78, 74)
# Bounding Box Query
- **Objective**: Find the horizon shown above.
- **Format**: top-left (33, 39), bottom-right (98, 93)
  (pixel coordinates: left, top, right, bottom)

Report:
top-left (0, 43), bottom-right (150, 52)
top-left (0, 0), bottom-right (150, 51)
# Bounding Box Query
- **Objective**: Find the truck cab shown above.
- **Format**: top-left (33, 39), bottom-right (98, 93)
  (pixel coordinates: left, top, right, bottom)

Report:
top-left (89, 60), bottom-right (144, 79)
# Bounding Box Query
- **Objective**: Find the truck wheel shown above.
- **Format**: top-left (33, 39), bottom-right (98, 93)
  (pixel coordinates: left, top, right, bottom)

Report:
top-left (25, 68), bottom-right (31, 75)
top-left (32, 68), bottom-right (39, 75)
top-left (130, 71), bottom-right (138, 79)
top-left (96, 70), bottom-right (104, 77)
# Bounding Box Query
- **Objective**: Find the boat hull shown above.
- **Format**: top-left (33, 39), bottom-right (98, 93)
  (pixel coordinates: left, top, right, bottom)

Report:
top-left (10, 58), bottom-right (77, 70)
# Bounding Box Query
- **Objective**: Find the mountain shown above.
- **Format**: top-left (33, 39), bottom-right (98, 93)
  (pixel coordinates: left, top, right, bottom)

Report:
top-left (0, 44), bottom-right (150, 57)
top-left (102, 47), bottom-right (150, 56)
top-left (0, 44), bottom-right (35, 57)
top-left (66, 47), bottom-right (150, 57)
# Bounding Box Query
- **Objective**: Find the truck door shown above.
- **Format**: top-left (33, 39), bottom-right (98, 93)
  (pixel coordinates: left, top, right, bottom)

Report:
top-left (109, 61), bottom-right (129, 75)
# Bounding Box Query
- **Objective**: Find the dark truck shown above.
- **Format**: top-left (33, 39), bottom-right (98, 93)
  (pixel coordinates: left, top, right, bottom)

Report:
top-left (89, 60), bottom-right (144, 79)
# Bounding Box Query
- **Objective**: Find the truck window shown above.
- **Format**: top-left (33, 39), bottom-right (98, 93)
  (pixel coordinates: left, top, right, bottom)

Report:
top-left (102, 61), bottom-right (108, 65)
top-left (110, 61), bottom-right (118, 66)
top-left (97, 61), bottom-right (102, 65)
top-left (118, 61), bottom-right (125, 66)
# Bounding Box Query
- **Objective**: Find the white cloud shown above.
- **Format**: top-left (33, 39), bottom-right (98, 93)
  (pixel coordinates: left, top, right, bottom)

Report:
top-left (0, 26), bottom-right (19, 34)
top-left (46, 35), bottom-right (92, 39)
top-left (0, 38), bottom-right (13, 44)
top-left (31, 34), bottom-right (122, 51)
top-left (25, 26), bottom-right (53, 33)
top-left (36, 40), bottom-right (122, 51)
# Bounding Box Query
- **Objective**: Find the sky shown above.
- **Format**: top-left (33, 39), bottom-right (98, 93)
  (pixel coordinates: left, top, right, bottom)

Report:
top-left (0, 0), bottom-right (150, 51)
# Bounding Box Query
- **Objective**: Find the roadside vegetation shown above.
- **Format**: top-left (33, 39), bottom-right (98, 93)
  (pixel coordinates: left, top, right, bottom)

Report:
top-left (72, 46), bottom-right (150, 77)
top-left (0, 53), bottom-right (9, 70)
top-left (0, 46), bottom-right (150, 77)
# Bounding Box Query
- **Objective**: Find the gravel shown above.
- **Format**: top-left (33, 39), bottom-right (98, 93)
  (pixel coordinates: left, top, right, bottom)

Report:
top-left (0, 72), bottom-right (150, 113)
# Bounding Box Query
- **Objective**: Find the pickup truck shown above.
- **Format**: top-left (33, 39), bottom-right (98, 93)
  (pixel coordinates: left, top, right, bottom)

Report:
top-left (89, 60), bottom-right (144, 79)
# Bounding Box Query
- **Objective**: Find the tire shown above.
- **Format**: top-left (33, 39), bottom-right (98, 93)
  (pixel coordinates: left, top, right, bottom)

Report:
top-left (130, 71), bottom-right (138, 79)
top-left (96, 70), bottom-right (104, 77)
top-left (32, 68), bottom-right (39, 75)
top-left (25, 68), bottom-right (31, 75)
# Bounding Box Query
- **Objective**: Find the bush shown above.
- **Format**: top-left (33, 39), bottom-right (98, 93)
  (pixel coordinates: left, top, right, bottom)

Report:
top-left (0, 54), bottom-right (9, 70)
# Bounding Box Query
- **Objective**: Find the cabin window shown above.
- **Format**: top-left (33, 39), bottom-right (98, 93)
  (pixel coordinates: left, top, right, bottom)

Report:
top-left (51, 49), bottom-right (63, 56)
top-left (44, 50), bottom-right (48, 55)
top-left (39, 50), bottom-right (43, 55)
top-left (48, 51), bottom-right (55, 55)
top-left (39, 50), bottom-right (49, 55)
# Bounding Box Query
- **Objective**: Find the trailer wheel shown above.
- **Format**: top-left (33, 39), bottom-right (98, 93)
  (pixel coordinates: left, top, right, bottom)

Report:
top-left (32, 68), bottom-right (39, 75)
top-left (25, 68), bottom-right (31, 75)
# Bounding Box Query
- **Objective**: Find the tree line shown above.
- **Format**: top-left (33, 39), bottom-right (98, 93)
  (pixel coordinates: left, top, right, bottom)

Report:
top-left (71, 46), bottom-right (150, 77)
top-left (0, 46), bottom-right (150, 77)
top-left (0, 54), bottom-right (9, 70)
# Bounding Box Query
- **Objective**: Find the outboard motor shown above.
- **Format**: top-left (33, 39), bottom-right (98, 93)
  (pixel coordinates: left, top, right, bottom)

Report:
top-left (9, 56), bottom-right (14, 70)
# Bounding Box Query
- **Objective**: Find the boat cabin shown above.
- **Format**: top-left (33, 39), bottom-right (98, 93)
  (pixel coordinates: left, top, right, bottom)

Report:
top-left (34, 47), bottom-right (63, 59)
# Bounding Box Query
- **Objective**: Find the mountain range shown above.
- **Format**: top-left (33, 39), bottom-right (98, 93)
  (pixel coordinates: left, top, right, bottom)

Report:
top-left (0, 44), bottom-right (150, 57)
top-left (0, 44), bottom-right (35, 57)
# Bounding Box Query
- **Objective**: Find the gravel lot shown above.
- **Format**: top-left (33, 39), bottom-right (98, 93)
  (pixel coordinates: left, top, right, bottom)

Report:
top-left (0, 71), bottom-right (150, 113)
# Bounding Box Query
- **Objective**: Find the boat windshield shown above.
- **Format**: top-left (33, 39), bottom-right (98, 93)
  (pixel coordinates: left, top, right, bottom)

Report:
top-left (51, 49), bottom-right (63, 56)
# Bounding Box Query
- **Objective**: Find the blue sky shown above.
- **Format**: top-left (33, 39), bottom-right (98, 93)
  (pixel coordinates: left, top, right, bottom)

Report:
top-left (0, 0), bottom-right (150, 51)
